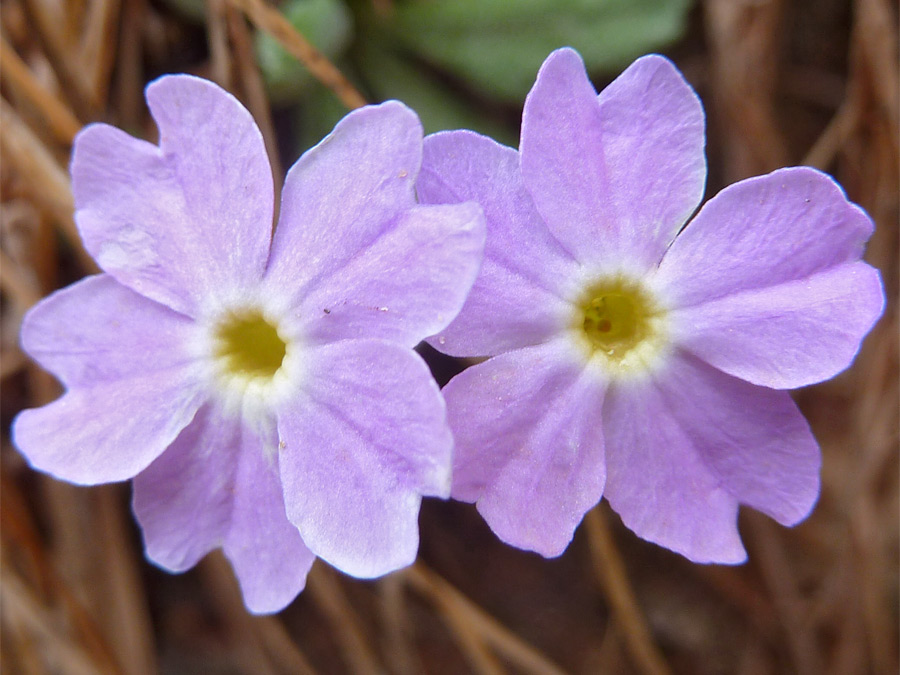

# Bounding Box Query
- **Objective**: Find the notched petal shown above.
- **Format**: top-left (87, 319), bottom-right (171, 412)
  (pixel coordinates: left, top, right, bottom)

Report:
top-left (277, 340), bottom-right (452, 577)
top-left (73, 75), bottom-right (274, 315)
top-left (445, 339), bottom-right (607, 557)
top-left (298, 201), bottom-right (486, 348)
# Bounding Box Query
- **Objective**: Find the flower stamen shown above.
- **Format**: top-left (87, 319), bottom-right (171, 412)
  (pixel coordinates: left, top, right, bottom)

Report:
top-left (214, 310), bottom-right (287, 380)
top-left (572, 275), bottom-right (669, 377)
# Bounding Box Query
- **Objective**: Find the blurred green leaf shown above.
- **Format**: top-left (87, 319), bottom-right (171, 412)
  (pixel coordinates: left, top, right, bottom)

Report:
top-left (355, 39), bottom-right (517, 145)
top-left (256, 0), bottom-right (354, 102)
top-left (384, 0), bottom-right (693, 101)
top-left (158, 0), bottom-right (206, 23)
top-left (292, 78), bottom-right (356, 153)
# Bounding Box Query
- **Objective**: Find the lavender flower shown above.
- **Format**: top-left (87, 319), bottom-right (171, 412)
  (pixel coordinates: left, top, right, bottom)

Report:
top-left (13, 75), bottom-right (485, 612)
top-left (417, 48), bottom-right (884, 562)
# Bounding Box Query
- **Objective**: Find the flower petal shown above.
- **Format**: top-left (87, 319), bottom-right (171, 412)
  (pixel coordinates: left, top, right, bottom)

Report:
top-left (656, 167), bottom-right (876, 308)
top-left (670, 262), bottom-right (884, 388)
top-left (134, 405), bottom-right (314, 614)
top-left (19, 275), bottom-right (195, 387)
top-left (133, 405), bottom-right (240, 572)
top-left (656, 354), bottom-right (821, 527)
top-left (264, 101), bottom-right (422, 306)
top-left (592, 53), bottom-right (705, 264)
top-left (224, 419), bottom-right (315, 614)
top-left (604, 352), bottom-right (821, 563)
top-left (419, 130), bottom-right (581, 356)
top-left (444, 339), bottom-right (606, 557)
top-left (72, 75), bottom-right (274, 315)
top-left (276, 340), bottom-right (452, 577)
top-left (13, 273), bottom-right (206, 483)
top-left (520, 49), bottom-right (705, 270)
top-left (298, 202), bottom-right (485, 348)
top-left (13, 367), bottom-right (205, 485)
top-left (603, 376), bottom-right (745, 564)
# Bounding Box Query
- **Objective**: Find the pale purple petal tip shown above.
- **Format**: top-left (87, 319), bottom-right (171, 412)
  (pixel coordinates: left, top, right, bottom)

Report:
top-left (519, 48), bottom-right (612, 266)
top-left (604, 376), bottom-right (748, 564)
top-left (446, 340), bottom-right (607, 557)
top-left (419, 130), bottom-right (579, 357)
top-left (224, 427), bottom-right (316, 614)
top-left (265, 100), bottom-right (423, 304)
top-left (604, 353), bottom-right (821, 562)
top-left (299, 201), bottom-right (486, 348)
top-left (19, 275), bottom-right (196, 388)
top-left (672, 262), bottom-right (884, 389)
top-left (73, 75), bottom-right (273, 316)
top-left (134, 406), bottom-right (244, 572)
top-left (520, 48), bottom-right (706, 270)
top-left (14, 274), bottom-right (205, 484)
top-left (657, 166), bottom-right (876, 307)
top-left (135, 406), bottom-right (315, 614)
top-left (658, 166), bottom-right (884, 388)
top-left (277, 340), bottom-right (452, 577)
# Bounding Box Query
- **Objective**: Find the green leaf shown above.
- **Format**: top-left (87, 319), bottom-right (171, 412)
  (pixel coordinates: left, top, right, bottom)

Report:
top-left (291, 79), bottom-right (355, 155)
top-left (256, 0), bottom-right (354, 102)
top-left (386, 0), bottom-right (693, 101)
top-left (355, 38), bottom-right (517, 145)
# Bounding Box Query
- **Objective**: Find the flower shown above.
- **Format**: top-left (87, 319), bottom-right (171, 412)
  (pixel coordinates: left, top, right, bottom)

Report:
top-left (13, 75), bottom-right (485, 612)
top-left (416, 48), bottom-right (884, 562)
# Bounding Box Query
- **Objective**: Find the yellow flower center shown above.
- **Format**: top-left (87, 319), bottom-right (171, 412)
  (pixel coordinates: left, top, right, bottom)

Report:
top-left (573, 276), bottom-right (669, 376)
top-left (214, 310), bottom-right (287, 379)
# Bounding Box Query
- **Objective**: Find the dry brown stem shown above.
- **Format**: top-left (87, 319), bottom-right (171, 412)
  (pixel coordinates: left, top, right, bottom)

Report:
top-left (79, 0), bottom-right (121, 108)
top-left (585, 508), bottom-right (671, 675)
top-left (307, 565), bottom-right (385, 674)
top-left (0, 97), bottom-right (96, 272)
top-left (227, 5), bottom-right (283, 193)
top-left (0, 34), bottom-right (83, 144)
top-left (19, 0), bottom-right (100, 118)
top-left (704, 0), bottom-right (788, 178)
top-left (227, 0), bottom-right (367, 110)
top-left (406, 563), bottom-right (568, 675)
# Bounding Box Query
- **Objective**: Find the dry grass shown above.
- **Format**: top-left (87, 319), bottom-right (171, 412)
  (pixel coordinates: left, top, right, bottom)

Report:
top-left (1, 0), bottom-right (897, 673)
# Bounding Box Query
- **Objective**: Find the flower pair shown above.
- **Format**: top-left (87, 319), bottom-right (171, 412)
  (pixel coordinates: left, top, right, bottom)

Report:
top-left (13, 49), bottom-right (883, 613)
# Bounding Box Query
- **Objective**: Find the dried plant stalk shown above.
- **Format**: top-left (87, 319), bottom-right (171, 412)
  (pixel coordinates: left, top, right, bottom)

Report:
top-left (378, 576), bottom-right (416, 675)
top-left (704, 0), bottom-right (788, 178)
top-left (254, 616), bottom-right (318, 675)
top-left (79, 0), bottom-right (121, 108)
top-left (227, 0), bottom-right (367, 110)
top-left (226, 5), bottom-right (283, 192)
top-left (0, 574), bottom-right (112, 675)
top-left (20, 0), bottom-right (99, 118)
top-left (307, 565), bottom-right (384, 674)
top-left (745, 515), bottom-right (824, 675)
top-left (0, 98), bottom-right (96, 272)
top-left (198, 554), bottom-right (280, 675)
top-left (0, 248), bottom-right (42, 309)
top-left (206, 0), bottom-right (232, 89)
top-left (584, 508), bottom-right (671, 675)
top-left (406, 564), bottom-right (567, 675)
top-left (91, 488), bottom-right (157, 675)
top-left (0, 35), bottom-right (83, 144)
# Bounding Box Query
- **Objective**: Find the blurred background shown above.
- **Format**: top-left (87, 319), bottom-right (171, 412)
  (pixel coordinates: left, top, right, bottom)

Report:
top-left (1, 0), bottom-right (897, 673)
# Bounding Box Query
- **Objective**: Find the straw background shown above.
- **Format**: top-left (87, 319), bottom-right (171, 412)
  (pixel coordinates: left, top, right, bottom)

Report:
top-left (1, 0), bottom-right (897, 673)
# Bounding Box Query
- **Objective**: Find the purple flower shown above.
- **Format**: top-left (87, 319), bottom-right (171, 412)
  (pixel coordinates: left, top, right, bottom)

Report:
top-left (13, 75), bottom-right (485, 612)
top-left (417, 48), bottom-right (884, 562)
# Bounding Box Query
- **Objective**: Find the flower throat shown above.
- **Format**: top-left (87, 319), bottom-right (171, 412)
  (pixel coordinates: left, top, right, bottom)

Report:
top-left (214, 310), bottom-right (287, 379)
top-left (575, 277), bottom-right (657, 360)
